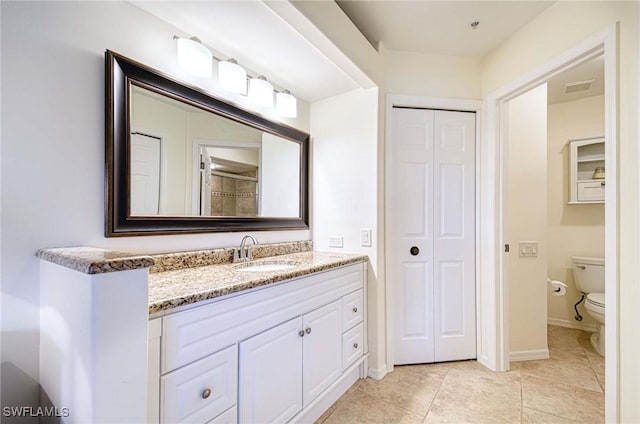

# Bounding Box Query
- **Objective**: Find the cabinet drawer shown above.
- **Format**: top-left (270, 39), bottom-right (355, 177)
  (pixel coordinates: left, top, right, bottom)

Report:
top-left (577, 181), bottom-right (605, 202)
top-left (207, 406), bottom-right (236, 424)
top-left (341, 290), bottom-right (364, 331)
top-left (342, 323), bottom-right (364, 371)
top-left (161, 345), bottom-right (237, 424)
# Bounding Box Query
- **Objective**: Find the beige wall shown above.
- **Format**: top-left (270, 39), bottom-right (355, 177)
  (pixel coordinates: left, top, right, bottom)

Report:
top-left (482, 2), bottom-right (639, 420)
top-left (507, 84), bottom-right (548, 357)
top-left (547, 95), bottom-right (605, 330)
top-left (382, 48), bottom-right (482, 100)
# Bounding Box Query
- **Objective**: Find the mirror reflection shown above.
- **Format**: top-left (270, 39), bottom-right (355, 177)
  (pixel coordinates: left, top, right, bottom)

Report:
top-left (129, 84), bottom-right (301, 218)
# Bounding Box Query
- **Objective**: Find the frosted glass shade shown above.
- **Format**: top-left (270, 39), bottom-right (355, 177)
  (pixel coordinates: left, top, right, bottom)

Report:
top-left (248, 76), bottom-right (274, 107)
top-left (176, 37), bottom-right (212, 78)
top-left (218, 60), bottom-right (247, 95)
top-left (276, 91), bottom-right (297, 118)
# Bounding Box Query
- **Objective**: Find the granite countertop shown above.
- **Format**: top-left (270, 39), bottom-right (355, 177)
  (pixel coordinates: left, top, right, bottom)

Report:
top-left (148, 251), bottom-right (367, 314)
top-left (36, 247), bottom-right (154, 274)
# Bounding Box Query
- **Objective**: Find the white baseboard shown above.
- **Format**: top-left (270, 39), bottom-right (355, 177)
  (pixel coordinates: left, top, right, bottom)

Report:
top-left (367, 365), bottom-right (388, 380)
top-left (510, 349), bottom-right (550, 362)
top-left (548, 318), bottom-right (597, 333)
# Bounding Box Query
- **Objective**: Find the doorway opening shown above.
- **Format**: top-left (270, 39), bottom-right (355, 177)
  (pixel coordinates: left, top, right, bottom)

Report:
top-left (483, 26), bottom-right (617, 421)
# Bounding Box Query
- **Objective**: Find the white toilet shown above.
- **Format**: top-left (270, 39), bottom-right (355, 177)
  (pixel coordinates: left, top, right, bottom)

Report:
top-left (571, 256), bottom-right (605, 356)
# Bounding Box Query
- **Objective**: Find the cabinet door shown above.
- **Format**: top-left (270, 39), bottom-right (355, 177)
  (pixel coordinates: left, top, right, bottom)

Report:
top-left (302, 300), bottom-right (342, 406)
top-left (239, 317), bottom-right (303, 423)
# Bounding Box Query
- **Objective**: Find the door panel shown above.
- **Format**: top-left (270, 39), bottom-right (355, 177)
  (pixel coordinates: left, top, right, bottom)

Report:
top-left (239, 318), bottom-right (302, 424)
top-left (302, 301), bottom-right (342, 406)
top-left (433, 110), bottom-right (476, 362)
top-left (391, 108), bottom-right (435, 365)
top-left (131, 133), bottom-right (161, 215)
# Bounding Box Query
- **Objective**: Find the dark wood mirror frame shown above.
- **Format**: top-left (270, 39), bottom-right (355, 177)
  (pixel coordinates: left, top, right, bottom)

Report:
top-left (105, 50), bottom-right (309, 237)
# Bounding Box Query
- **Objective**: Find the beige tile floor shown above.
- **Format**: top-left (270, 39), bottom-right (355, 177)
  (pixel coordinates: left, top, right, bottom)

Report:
top-left (317, 325), bottom-right (604, 424)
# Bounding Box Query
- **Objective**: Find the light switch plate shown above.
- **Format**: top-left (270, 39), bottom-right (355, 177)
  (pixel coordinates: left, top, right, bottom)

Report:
top-left (360, 228), bottom-right (372, 247)
top-left (519, 241), bottom-right (539, 257)
top-left (329, 236), bottom-right (343, 248)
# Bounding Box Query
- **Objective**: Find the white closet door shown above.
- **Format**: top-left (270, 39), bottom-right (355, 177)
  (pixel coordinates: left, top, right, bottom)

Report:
top-left (390, 108), bottom-right (476, 365)
top-left (433, 110), bottom-right (476, 362)
top-left (130, 133), bottom-right (161, 215)
top-left (390, 107), bottom-right (435, 365)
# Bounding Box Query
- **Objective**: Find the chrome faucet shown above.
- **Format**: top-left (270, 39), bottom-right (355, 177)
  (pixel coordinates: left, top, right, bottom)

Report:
top-left (233, 235), bottom-right (258, 263)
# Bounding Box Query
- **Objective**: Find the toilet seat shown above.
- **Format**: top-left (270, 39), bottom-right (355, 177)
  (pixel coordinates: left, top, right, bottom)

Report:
top-left (586, 292), bottom-right (605, 308)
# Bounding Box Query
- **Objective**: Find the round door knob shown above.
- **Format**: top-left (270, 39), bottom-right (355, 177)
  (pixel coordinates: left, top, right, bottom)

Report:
top-left (298, 330), bottom-right (305, 337)
top-left (410, 246), bottom-right (420, 256)
top-left (202, 388), bottom-right (212, 399)
top-left (352, 307), bottom-right (358, 313)
top-left (353, 343), bottom-right (359, 349)
top-left (305, 327), bottom-right (312, 334)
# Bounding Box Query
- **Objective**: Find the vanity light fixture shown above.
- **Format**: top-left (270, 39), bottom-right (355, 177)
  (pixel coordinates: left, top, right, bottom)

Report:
top-left (218, 58), bottom-right (247, 95)
top-left (248, 76), bottom-right (274, 108)
top-left (175, 36), bottom-right (212, 78)
top-left (171, 36), bottom-right (296, 117)
top-left (275, 90), bottom-right (297, 118)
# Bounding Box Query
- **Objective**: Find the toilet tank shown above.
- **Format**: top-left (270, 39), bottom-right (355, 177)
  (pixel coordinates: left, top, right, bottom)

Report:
top-left (571, 256), bottom-right (605, 293)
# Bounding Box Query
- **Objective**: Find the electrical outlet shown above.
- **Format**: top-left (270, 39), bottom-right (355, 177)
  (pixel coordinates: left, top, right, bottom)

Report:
top-left (361, 228), bottom-right (372, 247)
top-left (329, 236), bottom-right (343, 248)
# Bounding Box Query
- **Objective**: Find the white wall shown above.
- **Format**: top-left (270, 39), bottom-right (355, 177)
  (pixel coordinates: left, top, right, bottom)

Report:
top-left (0, 1), bottom-right (311, 413)
top-left (506, 84), bottom-right (549, 358)
top-left (547, 95), bottom-right (605, 330)
top-left (310, 88), bottom-right (381, 374)
top-left (481, 2), bottom-right (639, 420)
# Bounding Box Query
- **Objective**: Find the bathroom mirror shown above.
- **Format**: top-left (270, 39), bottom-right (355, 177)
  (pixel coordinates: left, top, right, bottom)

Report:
top-left (106, 51), bottom-right (309, 236)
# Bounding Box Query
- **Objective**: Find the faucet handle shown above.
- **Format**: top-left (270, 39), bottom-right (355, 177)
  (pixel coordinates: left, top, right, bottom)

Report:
top-left (233, 248), bottom-right (241, 263)
top-left (247, 245), bottom-right (255, 261)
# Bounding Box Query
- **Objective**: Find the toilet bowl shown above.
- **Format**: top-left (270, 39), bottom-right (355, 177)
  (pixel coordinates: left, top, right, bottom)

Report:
top-left (585, 292), bottom-right (605, 355)
top-left (571, 256), bottom-right (605, 356)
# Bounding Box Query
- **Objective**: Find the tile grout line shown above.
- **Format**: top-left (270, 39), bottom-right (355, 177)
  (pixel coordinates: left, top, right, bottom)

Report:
top-left (421, 364), bottom-right (452, 420)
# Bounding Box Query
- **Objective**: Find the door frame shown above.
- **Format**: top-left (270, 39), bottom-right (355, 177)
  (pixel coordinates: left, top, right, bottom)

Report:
top-left (482, 25), bottom-right (618, 421)
top-left (384, 95), bottom-right (482, 373)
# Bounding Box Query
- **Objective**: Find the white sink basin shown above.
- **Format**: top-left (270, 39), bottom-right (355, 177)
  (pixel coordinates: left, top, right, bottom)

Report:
top-left (235, 260), bottom-right (299, 272)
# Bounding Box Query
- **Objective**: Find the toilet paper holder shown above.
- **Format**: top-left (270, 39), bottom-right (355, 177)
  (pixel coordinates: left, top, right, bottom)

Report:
top-left (547, 278), bottom-right (568, 295)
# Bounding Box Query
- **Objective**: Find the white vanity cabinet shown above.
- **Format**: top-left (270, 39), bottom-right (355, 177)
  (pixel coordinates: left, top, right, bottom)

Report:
top-left (569, 137), bottom-right (605, 204)
top-left (148, 261), bottom-right (367, 424)
top-left (239, 300), bottom-right (343, 423)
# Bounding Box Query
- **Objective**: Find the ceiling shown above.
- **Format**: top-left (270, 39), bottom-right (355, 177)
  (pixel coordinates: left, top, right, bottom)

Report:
top-left (547, 56), bottom-right (604, 104)
top-left (336, 1), bottom-right (555, 57)
top-left (133, 1), bottom-right (560, 103)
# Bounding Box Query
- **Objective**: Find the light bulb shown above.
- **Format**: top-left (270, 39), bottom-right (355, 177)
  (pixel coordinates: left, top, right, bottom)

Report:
top-left (276, 90), bottom-right (297, 118)
top-left (175, 36), bottom-right (212, 78)
top-left (248, 76), bottom-right (274, 108)
top-left (218, 59), bottom-right (247, 95)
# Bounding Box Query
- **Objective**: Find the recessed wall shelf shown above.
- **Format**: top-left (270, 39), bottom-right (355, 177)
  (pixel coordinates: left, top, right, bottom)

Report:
top-left (568, 136), bottom-right (605, 204)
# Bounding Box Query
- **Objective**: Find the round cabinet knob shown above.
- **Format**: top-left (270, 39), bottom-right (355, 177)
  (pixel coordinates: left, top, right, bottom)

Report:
top-left (298, 330), bottom-right (305, 337)
top-left (305, 327), bottom-right (312, 335)
top-left (202, 388), bottom-right (212, 399)
top-left (352, 307), bottom-right (358, 313)
top-left (410, 246), bottom-right (420, 256)
top-left (353, 342), bottom-right (359, 349)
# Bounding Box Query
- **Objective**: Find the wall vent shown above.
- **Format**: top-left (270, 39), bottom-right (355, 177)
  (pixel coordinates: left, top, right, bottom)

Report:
top-left (564, 79), bottom-right (594, 94)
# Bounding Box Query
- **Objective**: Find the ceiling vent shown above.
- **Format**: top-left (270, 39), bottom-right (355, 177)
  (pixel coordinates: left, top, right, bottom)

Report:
top-left (564, 79), bottom-right (594, 94)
